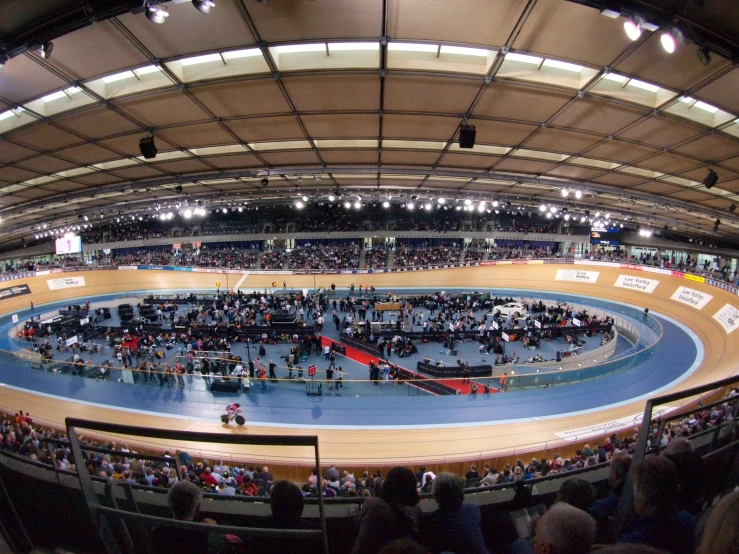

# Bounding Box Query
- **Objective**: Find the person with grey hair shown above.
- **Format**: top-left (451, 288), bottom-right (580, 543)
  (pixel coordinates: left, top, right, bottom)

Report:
top-left (533, 503), bottom-right (596, 554)
top-left (152, 480), bottom-right (217, 554)
top-left (420, 472), bottom-right (489, 554)
top-left (510, 503), bottom-right (595, 554)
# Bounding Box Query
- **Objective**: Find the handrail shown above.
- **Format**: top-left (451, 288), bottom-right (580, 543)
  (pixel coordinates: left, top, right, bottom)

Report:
top-left (64, 417), bottom-right (329, 554)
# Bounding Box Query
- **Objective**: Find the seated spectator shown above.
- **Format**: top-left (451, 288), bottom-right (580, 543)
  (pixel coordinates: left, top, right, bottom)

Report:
top-left (421, 472), bottom-right (489, 554)
top-left (697, 491), bottom-right (739, 554)
top-left (556, 478), bottom-right (596, 512)
top-left (617, 456), bottom-right (696, 554)
top-left (151, 480), bottom-right (214, 554)
top-left (591, 452), bottom-right (632, 542)
top-left (510, 503), bottom-right (595, 554)
top-left (664, 438), bottom-right (705, 515)
top-left (352, 467), bottom-right (422, 554)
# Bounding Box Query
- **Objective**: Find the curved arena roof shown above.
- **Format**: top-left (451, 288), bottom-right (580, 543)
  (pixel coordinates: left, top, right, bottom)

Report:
top-left (0, 0), bottom-right (738, 245)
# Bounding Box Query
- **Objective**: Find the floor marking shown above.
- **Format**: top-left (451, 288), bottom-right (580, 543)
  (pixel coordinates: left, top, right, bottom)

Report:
top-left (233, 272), bottom-right (249, 291)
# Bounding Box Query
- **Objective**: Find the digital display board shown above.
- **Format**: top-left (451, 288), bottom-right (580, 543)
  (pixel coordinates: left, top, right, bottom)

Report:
top-left (590, 226), bottom-right (621, 246)
top-left (55, 236), bottom-right (82, 255)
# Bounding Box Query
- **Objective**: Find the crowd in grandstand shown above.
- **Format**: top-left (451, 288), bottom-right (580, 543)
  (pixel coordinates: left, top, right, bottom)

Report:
top-left (463, 245), bottom-right (488, 263)
top-left (393, 245), bottom-right (461, 268)
top-left (260, 249), bottom-right (287, 270)
top-left (364, 244), bottom-right (391, 269)
top-left (112, 250), bottom-right (171, 266)
top-left (2, 384), bottom-right (737, 553)
top-left (288, 243), bottom-right (360, 270)
top-left (175, 248), bottom-right (259, 269)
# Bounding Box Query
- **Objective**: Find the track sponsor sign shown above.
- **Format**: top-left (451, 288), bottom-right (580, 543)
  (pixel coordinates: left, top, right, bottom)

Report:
top-left (0, 283), bottom-right (31, 300)
top-left (713, 303), bottom-right (739, 335)
top-left (47, 276), bottom-right (86, 290)
top-left (555, 406), bottom-right (678, 441)
top-left (614, 274), bottom-right (659, 293)
top-left (671, 286), bottom-right (713, 310)
top-left (555, 269), bottom-right (599, 283)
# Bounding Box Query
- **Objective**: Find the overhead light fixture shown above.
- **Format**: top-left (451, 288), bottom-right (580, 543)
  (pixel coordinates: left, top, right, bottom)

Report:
top-left (174, 185), bottom-right (183, 193)
top-left (328, 195), bottom-right (335, 202)
top-left (146, 3), bottom-right (170, 24)
top-left (539, 204), bottom-right (546, 212)
top-left (561, 189), bottom-right (569, 197)
top-left (192, 0), bottom-right (215, 14)
top-left (183, 209), bottom-right (193, 219)
top-left (407, 202), bottom-right (415, 210)
top-left (713, 219), bottom-right (720, 232)
top-left (623, 19), bottom-right (642, 41)
top-left (438, 197), bottom-right (445, 204)
top-left (425, 203), bottom-right (432, 211)
top-left (40, 42), bottom-right (54, 59)
top-left (660, 32), bottom-right (676, 53)
top-left (694, 46), bottom-right (713, 67)
top-left (343, 201), bottom-right (351, 209)
top-left (302, 195), bottom-right (308, 202)
top-left (354, 201), bottom-right (362, 209)
top-left (261, 177), bottom-right (269, 187)
top-left (295, 201), bottom-right (305, 209)
top-left (575, 190), bottom-right (582, 199)
top-left (464, 199), bottom-right (472, 206)
top-left (382, 201), bottom-right (390, 208)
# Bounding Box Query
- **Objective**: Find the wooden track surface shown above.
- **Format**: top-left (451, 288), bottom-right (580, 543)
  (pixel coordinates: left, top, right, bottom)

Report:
top-left (0, 265), bottom-right (736, 468)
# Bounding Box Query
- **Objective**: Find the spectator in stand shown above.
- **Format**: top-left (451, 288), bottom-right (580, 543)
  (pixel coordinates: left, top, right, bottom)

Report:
top-left (352, 467), bottom-right (422, 554)
top-left (421, 472), bottom-right (489, 554)
top-left (556, 478), bottom-right (596, 512)
top-left (697, 491), bottom-right (739, 554)
top-left (511, 503), bottom-right (595, 554)
top-left (617, 456), bottom-right (696, 554)
top-left (152, 480), bottom-right (216, 554)
top-left (591, 452), bottom-right (632, 542)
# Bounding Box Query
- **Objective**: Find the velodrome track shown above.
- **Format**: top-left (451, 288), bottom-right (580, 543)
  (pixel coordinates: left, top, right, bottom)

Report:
top-left (0, 263), bottom-right (736, 470)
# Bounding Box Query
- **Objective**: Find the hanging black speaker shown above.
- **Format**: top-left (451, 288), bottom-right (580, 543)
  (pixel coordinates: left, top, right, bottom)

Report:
top-left (459, 124), bottom-right (477, 149)
top-left (139, 136), bottom-right (158, 159)
top-left (703, 169), bottom-right (718, 189)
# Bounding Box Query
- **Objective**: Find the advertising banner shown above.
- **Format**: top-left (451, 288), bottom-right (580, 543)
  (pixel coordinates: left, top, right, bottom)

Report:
top-left (555, 269), bottom-right (599, 283)
top-left (670, 286), bottom-right (713, 310)
top-left (0, 284), bottom-right (31, 300)
top-left (47, 276), bottom-right (86, 290)
top-left (713, 303), bottom-right (738, 335)
top-left (614, 274), bottom-right (659, 294)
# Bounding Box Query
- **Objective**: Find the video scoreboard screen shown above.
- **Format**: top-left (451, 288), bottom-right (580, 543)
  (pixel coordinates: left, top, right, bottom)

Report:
top-left (55, 235), bottom-right (82, 255)
top-left (590, 226), bottom-right (621, 246)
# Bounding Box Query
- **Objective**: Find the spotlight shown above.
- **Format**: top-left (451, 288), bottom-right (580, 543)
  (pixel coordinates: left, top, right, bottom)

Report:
top-left (539, 204), bottom-right (546, 212)
top-left (328, 195), bottom-right (335, 202)
top-left (464, 199), bottom-right (472, 206)
top-left (261, 177), bottom-right (269, 187)
top-left (438, 197), bottom-right (445, 204)
top-left (703, 169), bottom-right (718, 189)
top-left (458, 124), bottom-right (476, 149)
top-left (146, 3), bottom-right (170, 24)
top-left (40, 42), bottom-right (54, 59)
top-left (382, 201), bottom-right (390, 208)
top-left (407, 202), bottom-right (415, 210)
top-left (714, 219), bottom-right (720, 232)
top-left (222, 208), bottom-right (228, 214)
top-left (492, 200), bottom-right (499, 208)
top-left (575, 190), bottom-right (582, 199)
top-left (623, 19), bottom-right (641, 41)
top-left (139, 135), bottom-right (157, 159)
top-left (660, 32), bottom-right (676, 53)
top-left (354, 201), bottom-right (362, 209)
top-left (696, 45), bottom-right (711, 66)
top-left (343, 201), bottom-right (351, 209)
top-left (295, 201), bottom-right (305, 209)
top-left (561, 189), bottom-right (569, 197)
top-left (183, 208), bottom-right (193, 219)
top-left (302, 195), bottom-right (308, 202)
top-left (192, 0), bottom-right (215, 14)
top-left (174, 185), bottom-right (183, 193)
top-left (425, 203), bottom-right (432, 211)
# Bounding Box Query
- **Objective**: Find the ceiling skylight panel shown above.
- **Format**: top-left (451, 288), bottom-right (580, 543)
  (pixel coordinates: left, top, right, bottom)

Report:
top-left (511, 148), bottom-right (569, 161)
top-left (102, 71), bottom-right (136, 84)
top-left (505, 52), bottom-right (543, 65)
top-left (388, 42), bottom-right (438, 53)
top-left (694, 101), bottom-right (718, 113)
top-left (383, 140), bottom-right (446, 150)
top-left (0, 107), bottom-right (35, 133)
top-left (248, 140), bottom-right (311, 151)
top-left (448, 143), bottom-right (510, 155)
top-left (665, 96), bottom-right (735, 128)
top-left (328, 42), bottom-right (379, 52)
top-left (41, 91), bottom-right (67, 103)
top-left (180, 53), bottom-right (223, 66)
top-left (542, 59), bottom-right (584, 72)
top-left (387, 42), bottom-right (495, 74)
top-left (222, 48), bottom-right (263, 60)
top-left (0, 111), bottom-right (14, 121)
top-left (133, 65), bottom-right (162, 76)
top-left (603, 73), bottom-right (627, 83)
top-left (269, 42), bottom-right (378, 70)
top-left (439, 45), bottom-right (490, 57)
top-left (271, 43), bottom-right (326, 54)
top-left (498, 52), bottom-right (597, 89)
top-left (626, 79), bottom-right (660, 93)
top-left (189, 144), bottom-right (248, 156)
top-left (314, 139), bottom-right (378, 148)
top-left (136, 150), bottom-right (191, 162)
